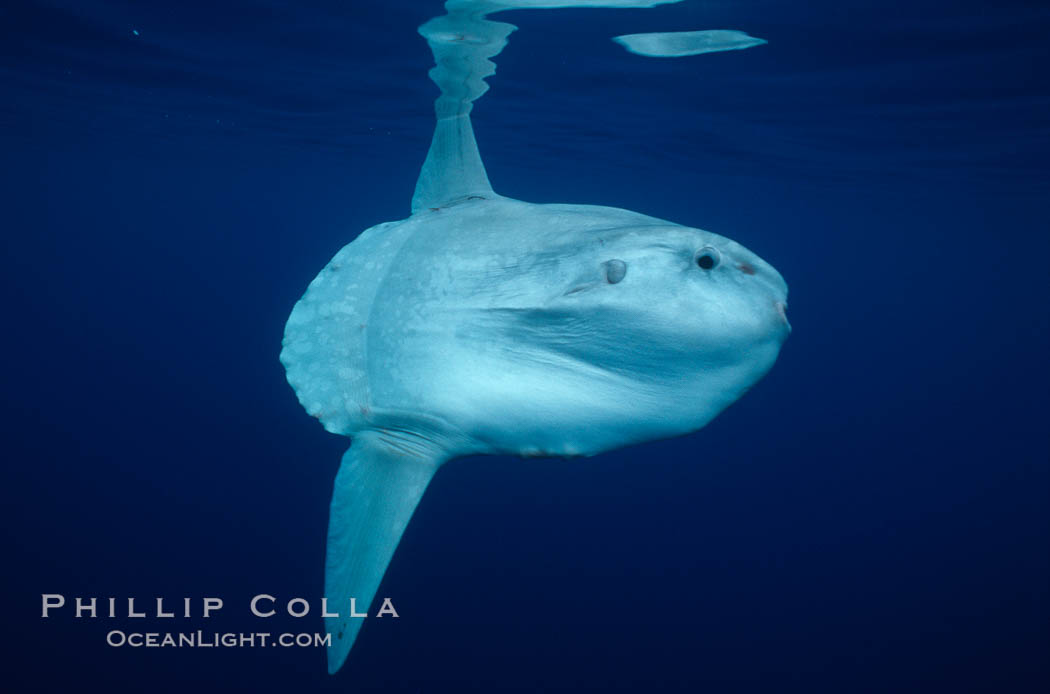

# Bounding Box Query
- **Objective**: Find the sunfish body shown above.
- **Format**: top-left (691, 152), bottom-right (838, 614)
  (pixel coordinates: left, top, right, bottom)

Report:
top-left (279, 0), bottom-right (788, 674)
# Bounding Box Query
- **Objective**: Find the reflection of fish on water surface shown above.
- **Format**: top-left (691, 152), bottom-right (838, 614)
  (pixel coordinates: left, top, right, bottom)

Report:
top-left (278, 0), bottom-right (788, 674)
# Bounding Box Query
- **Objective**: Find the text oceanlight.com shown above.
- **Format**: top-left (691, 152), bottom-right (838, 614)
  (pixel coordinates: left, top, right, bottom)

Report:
top-left (106, 631), bottom-right (331, 648)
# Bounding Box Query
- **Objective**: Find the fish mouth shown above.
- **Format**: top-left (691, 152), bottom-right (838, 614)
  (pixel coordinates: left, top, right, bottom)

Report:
top-left (774, 300), bottom-right (791, 332)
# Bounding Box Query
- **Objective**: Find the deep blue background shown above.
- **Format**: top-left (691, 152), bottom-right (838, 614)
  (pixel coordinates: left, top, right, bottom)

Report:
top-left (2, 0), bottom-right (1047, 691)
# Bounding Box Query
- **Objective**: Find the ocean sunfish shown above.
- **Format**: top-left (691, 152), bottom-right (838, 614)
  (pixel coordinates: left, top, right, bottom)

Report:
top-left (279, 0), bottom-right (788, 673)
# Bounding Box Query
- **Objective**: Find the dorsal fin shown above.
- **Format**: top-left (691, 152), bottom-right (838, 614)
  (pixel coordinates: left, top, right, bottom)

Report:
top-left (410, 0), bottom-right (688, 214)
top-left (411, 11), bottom-right (513, 213)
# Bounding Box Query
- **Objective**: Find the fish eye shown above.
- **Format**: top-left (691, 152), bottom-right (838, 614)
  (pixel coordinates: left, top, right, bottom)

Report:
top-left (695, 247), bottom-right (720, 270)
top-left (604, 259), bottom-right (627, 284)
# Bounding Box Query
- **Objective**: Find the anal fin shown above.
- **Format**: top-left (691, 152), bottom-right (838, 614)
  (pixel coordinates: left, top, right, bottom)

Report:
top-left (324, 431), bottom-right (444, 673)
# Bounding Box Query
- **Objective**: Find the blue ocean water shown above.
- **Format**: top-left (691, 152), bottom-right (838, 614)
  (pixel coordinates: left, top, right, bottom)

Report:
top-left (3, 0), bottom-right (1048, 691)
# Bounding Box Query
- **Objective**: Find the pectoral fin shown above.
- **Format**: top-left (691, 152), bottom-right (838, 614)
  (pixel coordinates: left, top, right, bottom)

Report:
top-left (324, 432), bottom-right (443, 673)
